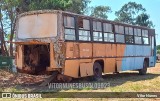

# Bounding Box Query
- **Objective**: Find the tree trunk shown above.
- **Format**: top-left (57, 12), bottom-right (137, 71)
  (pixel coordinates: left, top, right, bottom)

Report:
top-left (0, 22), bottom-right (9, 56)
top-left (9, 18), bottom-right (16, 57)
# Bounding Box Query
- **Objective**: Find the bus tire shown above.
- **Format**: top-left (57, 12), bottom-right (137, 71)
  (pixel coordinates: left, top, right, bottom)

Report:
top-left (139, 60), bottom-right (147, 75)
top-left (93, 62), bottom-right (102, 80)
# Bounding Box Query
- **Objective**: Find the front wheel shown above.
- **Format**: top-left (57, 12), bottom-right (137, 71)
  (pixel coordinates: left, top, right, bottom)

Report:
top-left (139, 60), bottom-right (147, 75)
top-left (93, 62), bottom-right (102, 80)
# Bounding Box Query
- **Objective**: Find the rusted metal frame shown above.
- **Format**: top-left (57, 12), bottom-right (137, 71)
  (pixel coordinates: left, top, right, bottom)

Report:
top-left (140, 28), bottom-right (143, 45)
top-left (53, 12), bottom-right (66, 69)
top-left (89, 18), bottom-right (93, 42)
top-left (101, 21), bottom-right (105, 42)
top-left (75, 15), bottom-right (79, 41)
top-left (113, 24), bottom-right (116, 43)
top-left (123, 25), bottom-right (127, 44)
top-left (133, 27), bottom-right (136, 44)
top-left (18, 10), bottom-right (59, 18)
top-left (89, 18), bottom-right (94, 60)
top-left (8, 41), bottom-right (49, 45)
top-left (65, 56), bottom-right (151, 60)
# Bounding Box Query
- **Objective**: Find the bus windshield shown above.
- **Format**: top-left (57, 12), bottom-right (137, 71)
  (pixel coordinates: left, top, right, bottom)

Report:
top-left (17, 13), bottom-right (57, 39)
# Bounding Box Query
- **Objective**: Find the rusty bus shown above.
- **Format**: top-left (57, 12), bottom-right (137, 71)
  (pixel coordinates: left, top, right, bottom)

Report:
top-left (15, 10), bottom-right (156, 82)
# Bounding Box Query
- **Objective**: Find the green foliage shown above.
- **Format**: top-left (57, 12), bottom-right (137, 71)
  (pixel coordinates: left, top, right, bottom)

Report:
top-left (90, 6), bottom-right (112, 19)
top-left (28, 0), bottom-right (72, 11)
top-left (157, 45), bottom-right (160, 50)
top-left (18, 0), bottom-right (90, 14)
top-left (136, 13), bottom-right (154, 28)
top-left (115, 2), bottom-right (153, 28)
top-left (157, 45), bottom-right (160, 54)
top-left (157, 50), bottom-right (160, 54)
top-left (67, 0), bottom-right (91, 14)
top-left (0, 0), bottom-right (22, 56)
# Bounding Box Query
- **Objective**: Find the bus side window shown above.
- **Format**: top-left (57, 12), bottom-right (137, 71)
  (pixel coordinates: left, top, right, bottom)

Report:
top-left (134, 28), bottom-right (142, 44)
top-left (78, 17), bottom-right (91, 41)
top-left (64, 16), bottom-right (76, 40)
top-left (115, 25), bottom-right (125, 43)
top-left (142, 30), bottom-right (149, 45)
top-left (103, 23), bottom-right (114, 42)
top-left (93, 21), bottom-right (103, 41)
top-left (125, 27), bottom-right (134, 44)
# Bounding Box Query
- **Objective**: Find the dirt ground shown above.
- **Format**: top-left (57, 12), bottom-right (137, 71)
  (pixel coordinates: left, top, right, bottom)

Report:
top-left (0, 62), bottom-right (160, 91)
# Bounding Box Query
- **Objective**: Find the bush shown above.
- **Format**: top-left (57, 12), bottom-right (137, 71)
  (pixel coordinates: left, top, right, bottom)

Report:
top-left (157, 50), bottom-right (160, 54)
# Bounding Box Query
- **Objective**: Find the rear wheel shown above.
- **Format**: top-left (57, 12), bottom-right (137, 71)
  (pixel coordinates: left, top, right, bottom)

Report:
top-left (93, 62), bottom-right (102, 80)
top-left (139, 60), bottom-right (147, 75)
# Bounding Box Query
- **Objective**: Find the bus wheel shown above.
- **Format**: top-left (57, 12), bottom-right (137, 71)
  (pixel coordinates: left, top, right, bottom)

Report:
top-left (93, 62), bottom-right (102, 80)
top-left (139, 60), bottom-right (147, 75)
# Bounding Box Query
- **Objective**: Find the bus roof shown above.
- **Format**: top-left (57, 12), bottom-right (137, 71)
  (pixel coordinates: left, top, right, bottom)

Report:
top-left (18, 10), bottom-right (155, 31)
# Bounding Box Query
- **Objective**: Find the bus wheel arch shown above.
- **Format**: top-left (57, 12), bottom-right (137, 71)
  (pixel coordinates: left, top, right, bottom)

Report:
top-left (93, 60), bottom-right (104, 79)
top-left (144, 58), bottom-right (149, 67)
top-left (139, 58), bottom-right (149, 75)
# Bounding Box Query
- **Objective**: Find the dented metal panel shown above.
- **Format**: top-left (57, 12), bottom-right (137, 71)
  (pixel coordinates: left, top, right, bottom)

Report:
top-left (80, 63), bottom-right (93, 77)
top-left (64, 60), bottom-right (79, 78)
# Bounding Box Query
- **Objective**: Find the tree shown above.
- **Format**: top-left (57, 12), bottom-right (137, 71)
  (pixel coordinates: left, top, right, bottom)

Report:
top-left (157, 50), bottom-right (160, 54)
top-left (0, 0), bottom-right (22, 56)
top-left (18, 0), bottom-right (90, 14)
top-left (135, 13), bottom-right (154, 27)
top-left (27, 0), bottom-right (72, 11)
top-left (67, 0), bottom-right (91, 14)
top-left (115, 2), bottom-right (153, 28)
top-left (90, 6), bottom-right (112, 19)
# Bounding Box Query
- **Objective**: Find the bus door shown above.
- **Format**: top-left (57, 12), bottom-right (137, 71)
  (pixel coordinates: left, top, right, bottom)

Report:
top-left (150, 29), bottom-right (156, 66)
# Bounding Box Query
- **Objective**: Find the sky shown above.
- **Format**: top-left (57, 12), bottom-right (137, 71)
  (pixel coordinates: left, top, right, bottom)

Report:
top-left (89, 0), bottom-right (160, 45)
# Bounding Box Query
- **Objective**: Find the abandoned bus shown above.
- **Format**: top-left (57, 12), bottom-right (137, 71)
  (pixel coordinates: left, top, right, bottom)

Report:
top-left (15, 10), bottom-right (156, 81)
